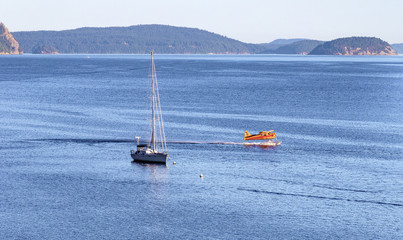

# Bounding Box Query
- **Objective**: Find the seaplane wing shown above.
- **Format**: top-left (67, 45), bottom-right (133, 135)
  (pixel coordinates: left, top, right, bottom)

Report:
top-left (244, 130), bottom-right (276, 140)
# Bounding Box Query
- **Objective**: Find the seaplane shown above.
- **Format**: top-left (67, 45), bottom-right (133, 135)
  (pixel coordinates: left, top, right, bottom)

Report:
top-left (243, 130), bottom-right (281, 147)
top-left (244, 130), bottom-right (276, 140)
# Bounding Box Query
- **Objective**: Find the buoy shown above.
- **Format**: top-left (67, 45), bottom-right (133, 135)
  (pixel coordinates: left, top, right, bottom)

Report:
top-left (173, 161), bottom-right (176, 165)
top-left (200, 174), bottom-right (203, 178)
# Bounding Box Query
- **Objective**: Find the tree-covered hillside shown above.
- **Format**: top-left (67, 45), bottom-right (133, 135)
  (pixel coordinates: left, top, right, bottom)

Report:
top-left (309, 37), bottom-right (397, 55)
top-left (13, 25), bottom-right (266, 54)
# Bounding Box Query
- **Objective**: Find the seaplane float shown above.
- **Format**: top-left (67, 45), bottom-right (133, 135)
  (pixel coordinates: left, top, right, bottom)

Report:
top-left (243, 130), bottom-right (282, 147)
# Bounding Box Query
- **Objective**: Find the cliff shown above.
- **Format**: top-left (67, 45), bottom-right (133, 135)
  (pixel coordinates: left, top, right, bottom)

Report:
top-left (0, 22), bottom-right (23, 54)
top-left (309, 37), bottom-right (397, 55)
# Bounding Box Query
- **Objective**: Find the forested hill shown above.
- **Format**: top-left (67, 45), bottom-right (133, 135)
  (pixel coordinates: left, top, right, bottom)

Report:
top-left (13, 25), bottom-right (265, 54)
top-left (309, 37), bottom-right (397, 55)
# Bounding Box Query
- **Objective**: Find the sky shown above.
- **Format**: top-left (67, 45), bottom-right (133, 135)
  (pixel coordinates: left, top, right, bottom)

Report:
top-left (1, 0), bottom-right (402, 44)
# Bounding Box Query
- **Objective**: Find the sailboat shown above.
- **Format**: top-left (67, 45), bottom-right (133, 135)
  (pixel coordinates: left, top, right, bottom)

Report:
top-left (131, 51), bottom-right (169, 164)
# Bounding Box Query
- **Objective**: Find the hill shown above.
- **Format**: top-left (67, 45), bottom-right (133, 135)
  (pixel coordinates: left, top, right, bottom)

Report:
top-left (13, 25), bottom-right (265, 54)
top-left (391, 43), bottom-right (403, 54)
top-left (262, 40), bottom-right (323, 54)
top-left (0, 22), bottom-right (23, 54)
top-left (267, 38), bottom-right (307, 46)
top-left (32, 44), bottom-right (59, 54)
top-left (258, 38), bottom-right (309, 53)
top-left (309, 37), bottom-right (397, 55)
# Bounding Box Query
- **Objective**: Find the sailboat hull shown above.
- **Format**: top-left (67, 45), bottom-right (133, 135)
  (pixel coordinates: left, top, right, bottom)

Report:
top-left (131, 152), bottom-right (168, 164)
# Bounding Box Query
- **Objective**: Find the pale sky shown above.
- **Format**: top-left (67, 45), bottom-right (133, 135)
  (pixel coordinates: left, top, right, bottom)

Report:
top-left (1, 0), bottom-right (402, 44)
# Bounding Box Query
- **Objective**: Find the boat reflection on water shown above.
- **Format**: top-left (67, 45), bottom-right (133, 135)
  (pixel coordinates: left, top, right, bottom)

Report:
top-left (131, 160), bottom-right (170, 182)
top-left (132, 161), bottom-right (168, 168)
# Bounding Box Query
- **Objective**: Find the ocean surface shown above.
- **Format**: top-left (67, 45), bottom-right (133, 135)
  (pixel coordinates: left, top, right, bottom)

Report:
top-left (0, 54), bottom-right (402, 239)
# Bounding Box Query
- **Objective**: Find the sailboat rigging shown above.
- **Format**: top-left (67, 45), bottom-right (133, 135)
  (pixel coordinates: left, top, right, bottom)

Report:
top-left (131, 51), bottom-right (169, 164)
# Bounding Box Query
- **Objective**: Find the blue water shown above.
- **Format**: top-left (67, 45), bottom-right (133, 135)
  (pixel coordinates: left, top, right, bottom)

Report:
top-left (0, 54), bottom-right (402, 239)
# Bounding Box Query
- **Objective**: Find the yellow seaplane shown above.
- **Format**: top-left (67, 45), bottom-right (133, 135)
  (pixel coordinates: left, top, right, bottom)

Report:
top-left (244, 130), bottom-right (277, 141)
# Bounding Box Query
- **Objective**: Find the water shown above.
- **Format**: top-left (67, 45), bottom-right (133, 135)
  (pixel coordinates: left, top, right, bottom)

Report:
top-left (0, 54), bottom-right (402, 239)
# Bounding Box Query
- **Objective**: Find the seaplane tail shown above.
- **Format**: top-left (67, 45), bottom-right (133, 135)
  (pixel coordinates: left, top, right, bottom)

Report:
top-left (244, 131), bottom-right (251, 140)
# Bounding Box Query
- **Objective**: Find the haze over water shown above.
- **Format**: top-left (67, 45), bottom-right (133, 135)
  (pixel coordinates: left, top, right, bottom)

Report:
top-left (0, 54), bottom-right (402, 239)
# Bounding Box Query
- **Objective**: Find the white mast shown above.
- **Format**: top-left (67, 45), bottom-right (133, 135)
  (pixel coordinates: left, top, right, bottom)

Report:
top-left (151, 51), bottom-right (156, 151)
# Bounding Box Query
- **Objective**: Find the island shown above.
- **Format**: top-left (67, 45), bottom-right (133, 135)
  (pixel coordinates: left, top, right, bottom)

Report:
top-left (13, 25), bottom-right (265, 54)
top-left (0, 22), bottom-right (23, 54)
top-left (32, 44), bottom-right (59, 54)
top-left (391, 43), bottom-right (403, 54)
top-left (271, 40), bottom-right (324, 55)
top-left (309, 37), bottom-right (397, 55)
top-left (8, 24), bottom-right (400, 55)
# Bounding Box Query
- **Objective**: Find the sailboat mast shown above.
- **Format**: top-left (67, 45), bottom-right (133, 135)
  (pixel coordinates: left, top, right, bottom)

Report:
top-left (151, 51), bottom-right (156, 151)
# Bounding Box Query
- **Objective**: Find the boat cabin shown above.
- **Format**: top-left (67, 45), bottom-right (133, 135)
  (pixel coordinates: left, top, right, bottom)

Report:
top-left (136, 144), bottom-right (150, 152)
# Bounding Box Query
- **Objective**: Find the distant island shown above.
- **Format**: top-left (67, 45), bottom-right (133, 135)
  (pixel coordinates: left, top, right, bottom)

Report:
top-left (32, 44), bottom-right (59, 54)
top-left (391, 43), bottom-right (403, 54)
top-left (1, 23), bottom-right (399, 55)
top-left (13, 25), bottom-right (265, 54)
top-left (309, 37), bottom-right (397, 55)
top-left (0, 22), bottom-right (23, 54)
top-left (263, 40), bottom-right (324, 55)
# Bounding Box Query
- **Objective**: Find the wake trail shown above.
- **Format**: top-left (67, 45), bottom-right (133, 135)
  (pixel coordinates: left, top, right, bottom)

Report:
top-left (238, 187), bottom-right (403, 208)
top-left (25, 138), bottom-right (282, 146)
